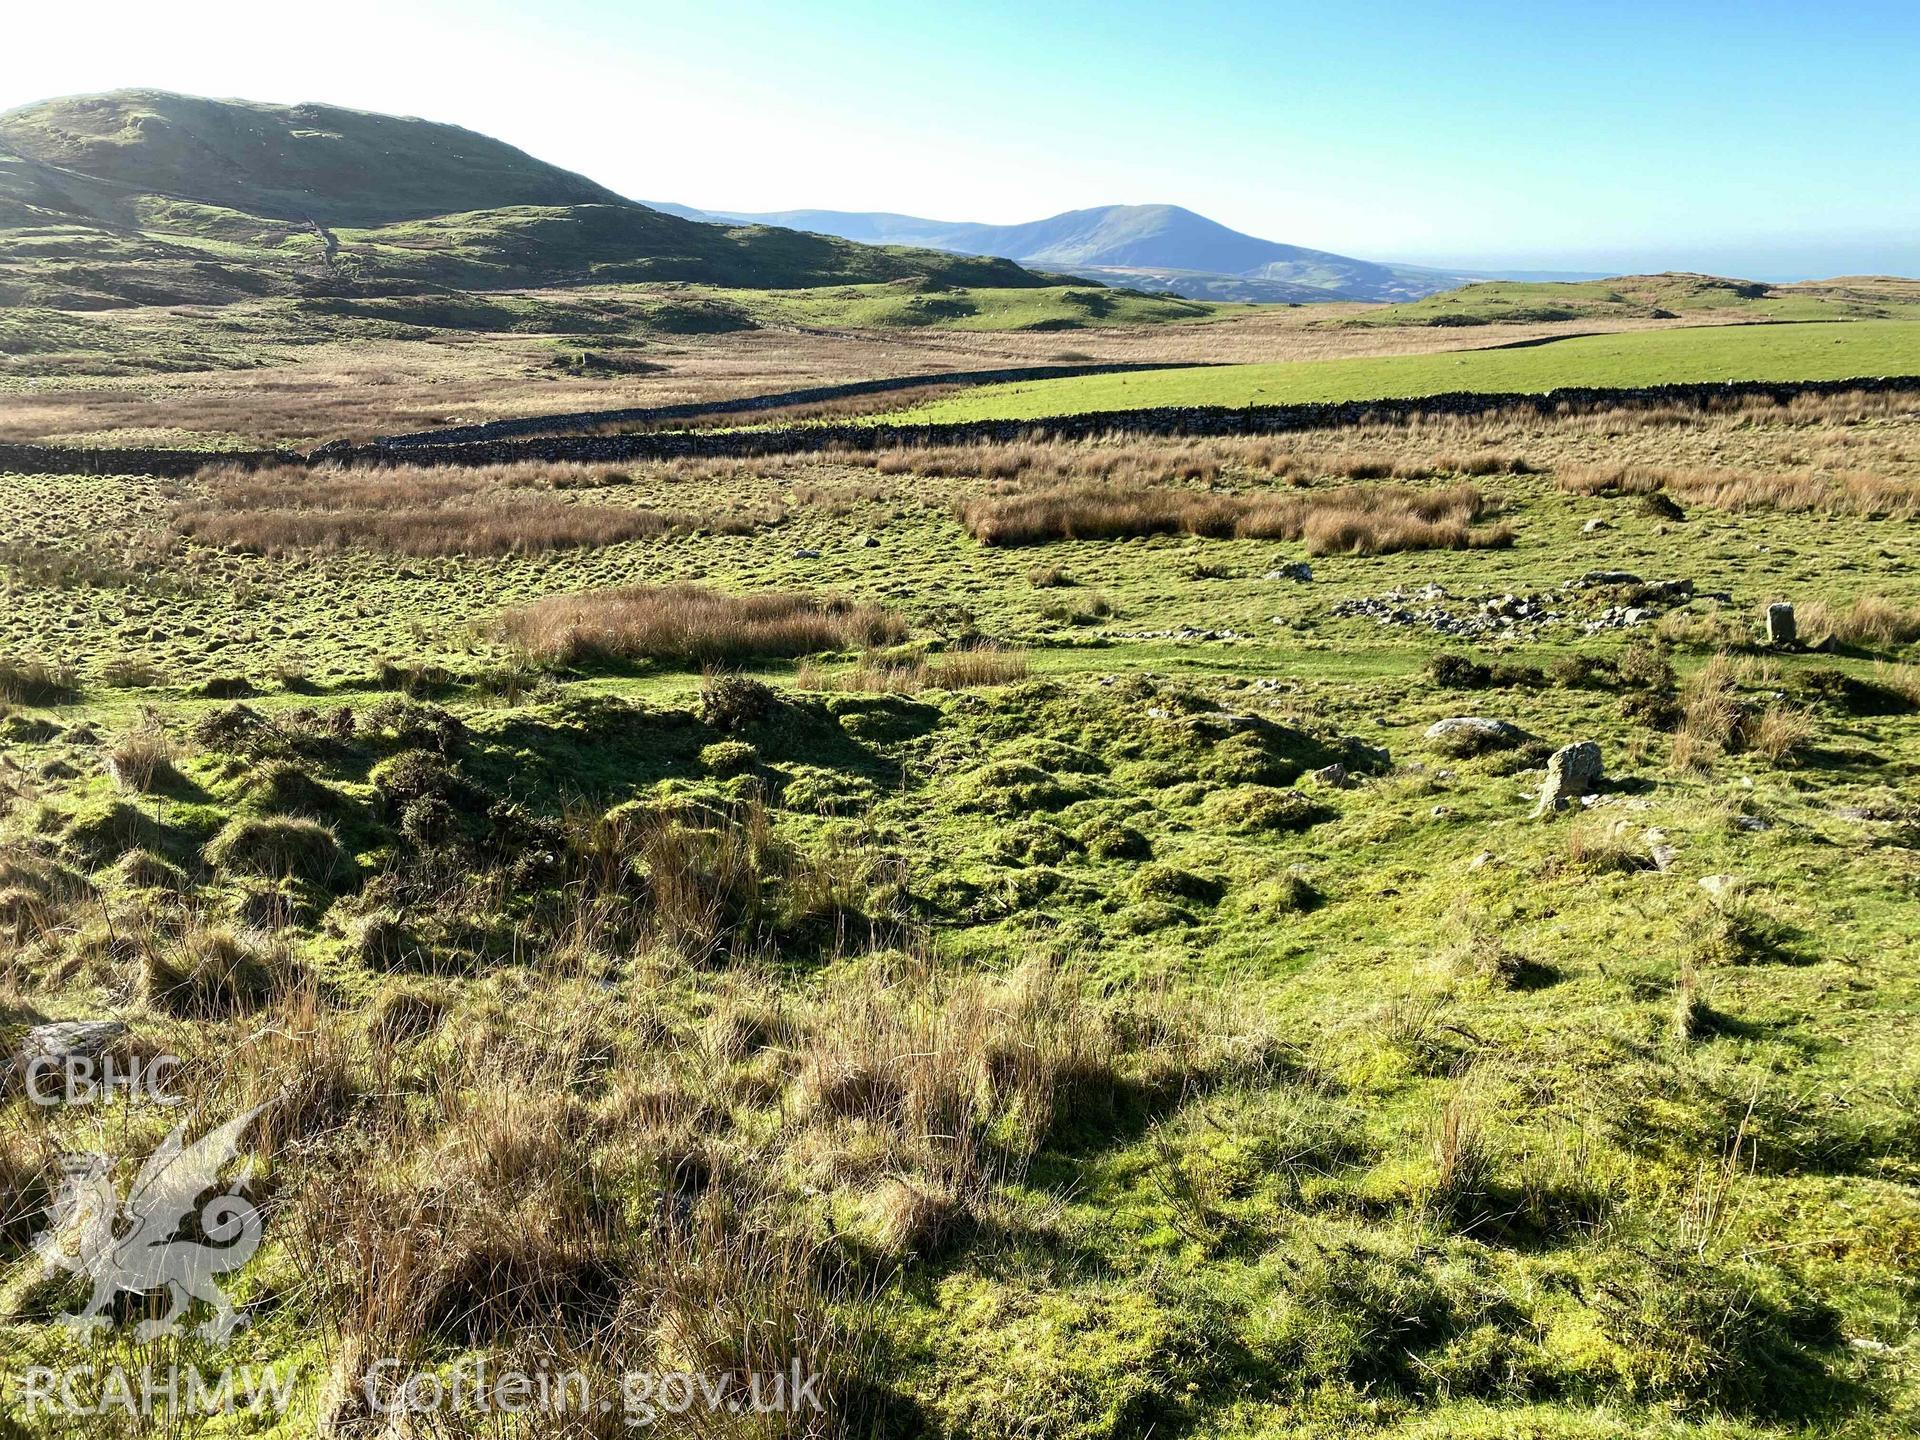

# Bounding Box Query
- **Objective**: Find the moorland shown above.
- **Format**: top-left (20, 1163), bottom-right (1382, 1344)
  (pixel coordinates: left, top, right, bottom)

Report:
top-left (2, 88), bottom-right (1920, 1440)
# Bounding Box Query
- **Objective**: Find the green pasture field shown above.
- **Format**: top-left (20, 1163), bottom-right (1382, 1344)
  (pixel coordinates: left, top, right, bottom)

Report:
top-left (884, 320), bottom-right (1920, 422)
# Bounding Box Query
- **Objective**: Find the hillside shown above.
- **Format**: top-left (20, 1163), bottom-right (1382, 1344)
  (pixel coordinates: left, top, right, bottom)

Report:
top-left (0, 89), bottom-right (628, 226)
top-left (0, 90), bottom-right (1069, 308)
top-left (660, 200), bottom-right (1479, 302)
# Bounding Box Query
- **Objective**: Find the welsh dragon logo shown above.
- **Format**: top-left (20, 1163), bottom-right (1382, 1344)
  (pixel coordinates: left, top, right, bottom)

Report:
top-left (31, 1104), bottom-right (267, 1341)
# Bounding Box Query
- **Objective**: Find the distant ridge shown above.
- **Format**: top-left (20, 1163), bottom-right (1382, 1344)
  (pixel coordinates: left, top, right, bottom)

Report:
top-left (649, 201), bottom-right (1609, 303)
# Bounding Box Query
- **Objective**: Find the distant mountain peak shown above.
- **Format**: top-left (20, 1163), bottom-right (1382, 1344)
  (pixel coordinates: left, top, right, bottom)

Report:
top-left (655, 199), bottom-right (1474, 303)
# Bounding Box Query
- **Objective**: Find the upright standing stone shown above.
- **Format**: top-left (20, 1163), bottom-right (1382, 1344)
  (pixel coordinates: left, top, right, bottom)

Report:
top-left (1533, 741), bottom-right (1604, 815)
top-left (1766, 602), bottom-right (1797, 647)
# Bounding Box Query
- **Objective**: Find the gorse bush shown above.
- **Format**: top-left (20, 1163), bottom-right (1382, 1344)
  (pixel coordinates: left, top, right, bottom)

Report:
top-left (698, 672), bottom-right (778, 732)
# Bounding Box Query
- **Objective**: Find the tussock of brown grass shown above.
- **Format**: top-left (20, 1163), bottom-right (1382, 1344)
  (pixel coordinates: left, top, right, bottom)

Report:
top-left (857, 434), bottom-right (1536, 490)
top-left (1560, 462), bottom-right (1920, 517)
top-left (930, 646), bottom-right (1031, 688)
top-left (0, 657), bottom-right (78, 706)
top-left (105, 717), bottom-right (180, 793)
top-left (1748, 703), bottom-right (1816, 762)
top-left (805, 645), bottom-right (1030, 694)
top-left (177, 461), bottom-right (779, 557)
top-left (1673, 655), bottom-right (1745, 771)
top-left (957, 480), bottom-right (1507, 554)
top-left (1799, 595), bottom-right (1920, 650)
top-left (496, 584), bottom-right (905, 666)
top-left (1671, 653), bottom-right (1818, 769)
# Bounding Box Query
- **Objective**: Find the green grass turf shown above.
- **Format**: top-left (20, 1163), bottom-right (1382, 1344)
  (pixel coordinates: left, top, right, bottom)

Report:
top-left (883, 320), bottom-right (1920, 422)
top-left (4, 399), bottom-right (1920, 1436)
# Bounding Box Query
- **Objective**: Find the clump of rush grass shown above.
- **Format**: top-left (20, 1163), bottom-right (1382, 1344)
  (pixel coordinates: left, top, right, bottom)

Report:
top-left (1671, 654), bottom-right (1817, 770)
top-left (177, 461), bottom-right (780, 557)
top-left (928, 646), bottom-right (1029, 689)
top-left (955, 480), bottom-right (1508, 555)
top-left (1671, 954), bottom-right (1704, 1044)
top-left (495, 584), bottom-right (905, 667)
top-left (1559, 462), bottom-right (1920, 517)
top-left (105, 716), bottom-right (181, 793)
top-left (0, 657), bottom-right (78, 706)
top-left (1799, 595), bottom-right (1920, 651)
top-left (1427, 1079), bottom-right (1494, 1219)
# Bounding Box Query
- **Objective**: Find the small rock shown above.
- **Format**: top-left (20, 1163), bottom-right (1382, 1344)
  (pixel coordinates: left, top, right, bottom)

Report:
top-left (1651, 844), bottom-right (1680, 871)
top-left (1582, 517), bottom-right (1611, 534)
top-left (792, 548), bottom-right (822, 560)
top-left (854, 534), bottom-right (880, 549)
top-left (1467, 850), bottom-right (1499, 870)
top-left (1698, 874), bottom-right (1741, 896)
top-left (1732, 815), bottom-right (1771, 832)
top-left (1265, 562), bottom-right (1313, 582)
top-left (21, 1020), bottom-right (127, 1066)
top-left (1307, 762), bottom-right (1349, 788)
top-left (1431, 805), bottom-right (1454, 819)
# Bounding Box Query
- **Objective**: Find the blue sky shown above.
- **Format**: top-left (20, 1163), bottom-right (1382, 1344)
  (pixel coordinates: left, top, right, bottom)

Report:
top-left (8, 0), bottom-right (1917, 277)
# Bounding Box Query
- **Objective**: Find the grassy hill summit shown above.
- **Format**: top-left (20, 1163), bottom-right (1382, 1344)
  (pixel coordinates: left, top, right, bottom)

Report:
top-left (0, 88), bottom-right (628, 226)
top-left (0, 89), bottom-right (1086, 309)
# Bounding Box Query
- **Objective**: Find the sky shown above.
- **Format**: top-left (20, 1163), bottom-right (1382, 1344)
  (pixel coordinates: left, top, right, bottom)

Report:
top-left (6, 0), bottom-right (1918, 278)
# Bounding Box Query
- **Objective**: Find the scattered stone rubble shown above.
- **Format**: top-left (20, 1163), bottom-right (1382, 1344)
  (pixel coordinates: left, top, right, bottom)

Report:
top-left (1110, 627), bottom-right (1247, 642)
top-left (1329, 572), bottom-right (1727, 639)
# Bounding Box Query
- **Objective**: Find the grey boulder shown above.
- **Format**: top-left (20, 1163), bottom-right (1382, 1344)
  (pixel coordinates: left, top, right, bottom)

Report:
top-left (1424, 716), bottom-right (1527, 755)
top-left (1533, 741), bottom-right (1604, 815)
